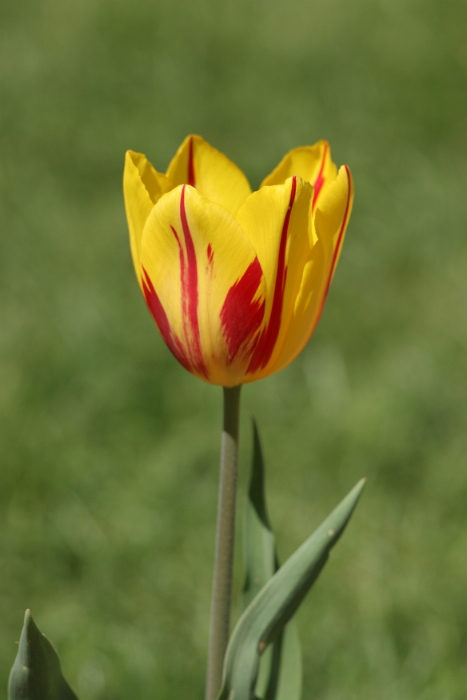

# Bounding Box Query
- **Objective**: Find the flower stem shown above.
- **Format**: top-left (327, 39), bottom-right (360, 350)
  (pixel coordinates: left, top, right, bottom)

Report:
top-left (205, 385), bottom-right (242, 700)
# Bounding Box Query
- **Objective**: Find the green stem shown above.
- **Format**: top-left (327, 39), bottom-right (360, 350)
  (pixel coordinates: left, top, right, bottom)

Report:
top-left (205, 385), bottom-right (242, 700)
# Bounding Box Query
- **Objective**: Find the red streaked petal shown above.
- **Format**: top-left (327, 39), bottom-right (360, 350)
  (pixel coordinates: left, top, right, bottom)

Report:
top-left (315, 165), bottom-right (353, 323)
top-left (161, 185), bottom-right (207, 377)
top-left (140, 185), bottom-right (209, 380)
top-left (140, 183), bottom-right (265, 385)
top-left (220, 258), bottom-right (265, 365)
top-left (247, 176), bottom-right (298, 374)
top-left (142, 268), bottom-right (194, 375)
top-left (166, 135), bottom-right (251, 216)
top-left (268, 164), bottom-right (354, 378)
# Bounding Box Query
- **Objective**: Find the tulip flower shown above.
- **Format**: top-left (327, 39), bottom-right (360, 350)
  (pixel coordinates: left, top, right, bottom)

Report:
top-left (124, 135), bottom-right (353, 387)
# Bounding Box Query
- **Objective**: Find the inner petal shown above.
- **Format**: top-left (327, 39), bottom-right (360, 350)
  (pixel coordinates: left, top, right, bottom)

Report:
top-left (166, 135), bottom-right (252, 216)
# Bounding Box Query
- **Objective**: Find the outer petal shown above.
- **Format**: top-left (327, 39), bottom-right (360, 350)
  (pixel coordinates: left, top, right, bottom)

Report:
top-left (261, 141), bottom-right (337, 212)
top-left (269, 165), bottom-right (354, 375)
top-left (166, 135), bottom-right (252, 216)
top-left (315, 165), bottom-right (354, 279)
top-left (140, 184), bottom-right (266, 386)
top-left (123, 150), bottom-right (171, 288)
top-left (235, 176), bottom-right (313, 380)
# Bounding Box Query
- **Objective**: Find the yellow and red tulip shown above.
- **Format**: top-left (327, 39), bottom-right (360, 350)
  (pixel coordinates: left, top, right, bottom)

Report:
top-left (124, 135), bottom-right (353, 386)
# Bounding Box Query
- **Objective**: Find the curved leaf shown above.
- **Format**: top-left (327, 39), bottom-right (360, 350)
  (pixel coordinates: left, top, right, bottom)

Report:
top-left (241, 420), bottom-right (302, 700)
top-left (219, 477), bottom-right (366, 700)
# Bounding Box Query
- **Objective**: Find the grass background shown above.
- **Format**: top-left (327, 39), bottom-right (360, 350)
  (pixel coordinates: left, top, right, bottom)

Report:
top-left (0, 0), bottom-right (466, 697)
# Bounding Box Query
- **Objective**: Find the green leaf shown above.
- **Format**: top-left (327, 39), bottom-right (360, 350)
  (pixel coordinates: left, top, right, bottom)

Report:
top-left (241, 420), bottom-right (302, 700)
top-left (219, 476), bottom-right (366, 700)
top-left (8, 610), bottom-right (79, 700)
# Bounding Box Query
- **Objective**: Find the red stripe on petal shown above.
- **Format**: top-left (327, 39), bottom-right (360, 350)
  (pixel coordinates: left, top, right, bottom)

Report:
top-left (142, 268), bottom-right (193, 373)
top-left (220, 258), bottom-right (265, 364)
top-left (207, 243), bottom-right (214, 265)
top-left (315, 165), bottom-right (352, 324)
top-left (312, 142), bottom-right (328, 210)
top-left (188, 137), bottom-right (196, 187)
top-left (178, 185), bottom-right (207, 376)
top-left (247, 176), bottom-right (297, 374)
top-left (179, 186), bottom-right (201, 344)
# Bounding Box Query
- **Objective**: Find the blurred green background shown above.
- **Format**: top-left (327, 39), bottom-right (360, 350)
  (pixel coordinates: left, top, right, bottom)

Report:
top-left (0, 0), bottom-right (465, 697)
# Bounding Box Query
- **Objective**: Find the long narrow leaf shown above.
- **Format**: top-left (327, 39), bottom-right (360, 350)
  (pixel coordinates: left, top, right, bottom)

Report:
top-left (219, 478), bottom-right (366, 700)
top-left (242, 420), bottom-right (302, 700)
top-left (8, 610), bottom-right (79, 700)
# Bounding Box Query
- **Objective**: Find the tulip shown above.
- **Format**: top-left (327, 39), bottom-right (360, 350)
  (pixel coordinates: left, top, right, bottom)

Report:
top-left (124, 135), bottom-right (353, 387)
top-left (123, 135), bottom-right (355, 699)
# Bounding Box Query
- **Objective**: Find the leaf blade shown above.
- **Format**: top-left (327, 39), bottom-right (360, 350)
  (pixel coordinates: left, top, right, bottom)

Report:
top-left (219, 477), bottom-right (366, 700)
top-left (242, 420), bottom-right (302, 700)
top-left (8, 610), bottom-right (79, 700)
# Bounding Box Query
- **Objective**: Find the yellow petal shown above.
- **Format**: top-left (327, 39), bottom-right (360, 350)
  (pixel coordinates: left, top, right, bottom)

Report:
top-left (315, 164), bottom-right (354, 278)
top-left (140, 184), bottom-right (266, 386)
top-left (261, 141), bottom-right (337, 212)
top-left (165, 135), bottom-right (252, 216)
top-left (235, 176), bottom-right (313, 380)
top-left (267, 237), bottom-right (331, 376)
top-left (269, 165), bottom-right (354, 375)
top-left (123, 150), bottom-right (171, 288)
